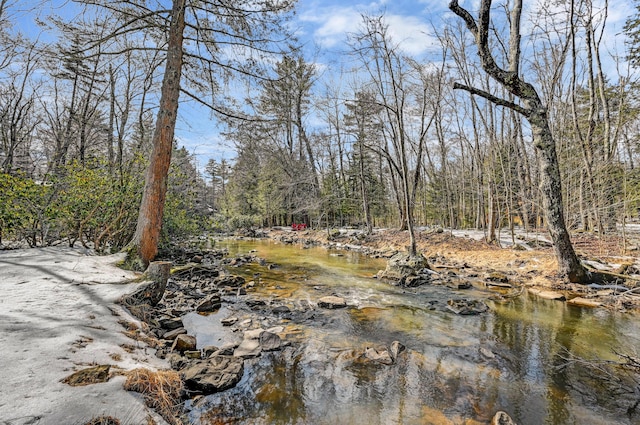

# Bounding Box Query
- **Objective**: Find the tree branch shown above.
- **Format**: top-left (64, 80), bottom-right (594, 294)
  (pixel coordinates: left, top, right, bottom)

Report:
top-left (452, 82), bottom-right (529, 116)
top-left (448, 1), bottom-right (478, 37)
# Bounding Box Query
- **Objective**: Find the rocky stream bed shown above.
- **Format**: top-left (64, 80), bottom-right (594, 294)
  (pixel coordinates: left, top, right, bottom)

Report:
top-left (119, 229), bottom-right (640, 424)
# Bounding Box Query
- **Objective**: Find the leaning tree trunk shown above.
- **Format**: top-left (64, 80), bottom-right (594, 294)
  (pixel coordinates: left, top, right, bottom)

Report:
top-left (530, 109), bottom-right (589, 282)
top-left (127, 0), bottom-right (186, 270)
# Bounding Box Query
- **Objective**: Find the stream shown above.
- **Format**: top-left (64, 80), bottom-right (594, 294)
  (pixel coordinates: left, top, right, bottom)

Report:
top-left (183, 239), bottom-right (640, 425)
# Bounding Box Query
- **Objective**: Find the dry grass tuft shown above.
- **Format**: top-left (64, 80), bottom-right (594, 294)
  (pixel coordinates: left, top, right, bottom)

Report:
top-left (62, 364), bottom-right (110, 386)
top-left (124, 368), bottom-right (184, 425)
top-left (84, 416), bottom-right (121, 425)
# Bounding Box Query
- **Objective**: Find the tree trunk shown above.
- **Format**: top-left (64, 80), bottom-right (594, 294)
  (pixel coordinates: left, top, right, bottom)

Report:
top-left (122, 261), bottom-right (171, 307)
top-left (530, 109), bottom-right (589, 282)
top-left (127, 0), bottom-right (186, 270)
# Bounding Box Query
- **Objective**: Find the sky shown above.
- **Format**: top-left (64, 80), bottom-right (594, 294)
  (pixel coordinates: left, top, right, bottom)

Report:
top-left (172, 0), bottom-right (632, 173)
top-left (10, 0), bottom-right (634, 174)
top-left (175, 0), bottom-right (454, 172)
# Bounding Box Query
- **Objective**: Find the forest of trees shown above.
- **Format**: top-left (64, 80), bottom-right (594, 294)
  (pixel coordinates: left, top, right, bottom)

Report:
top-left (1, 1), bottom-right (640, 272)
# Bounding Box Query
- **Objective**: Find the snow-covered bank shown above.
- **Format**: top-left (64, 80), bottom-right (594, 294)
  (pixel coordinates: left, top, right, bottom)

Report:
top-left (0, 247), bottom-right (168, 425)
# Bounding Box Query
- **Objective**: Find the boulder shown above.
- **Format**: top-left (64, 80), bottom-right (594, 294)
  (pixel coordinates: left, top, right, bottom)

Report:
top-left (158, 316), bottom-right (184, 331)
top-left (234, 329), bottom-right (264, 358)
top-left (246, 299), bottom-right (267, 308)
top-left (486, 272), bottom-right (509, 283)
top-left (181, 355), bottom-right (244, 395)
top-left (202, 345), bottom-right (219, 358)
top-left (377, 252), bottom-right (430, 281)
top-left (318, 296), bottom-right (347, 309)
top-left (215, 342), bottom-right (238, 356)
top-left (259, 331), bottom-right (283, 351)
top-left (196, 295), bottom-right (222, 312)
top-left (172, 334), bottom-right (197, 352)
top-left (167, 353), bottom-right (189, 370)
top-left (234, 338), bottom-right (261, 358)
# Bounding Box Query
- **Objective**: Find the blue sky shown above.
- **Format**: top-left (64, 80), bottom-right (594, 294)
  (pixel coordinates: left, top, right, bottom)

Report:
top-left (174, 0), bottom-right (632, 172)
top-left (177, 0), bottom-right (453, 171)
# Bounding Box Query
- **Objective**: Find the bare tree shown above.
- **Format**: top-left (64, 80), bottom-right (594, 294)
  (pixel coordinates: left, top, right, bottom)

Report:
top-left (449, 0), bottom-right (591, 283)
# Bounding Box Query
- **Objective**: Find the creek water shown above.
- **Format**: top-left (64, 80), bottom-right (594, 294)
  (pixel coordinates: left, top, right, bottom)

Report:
top-left (185, 239), bottom-right (640, 425)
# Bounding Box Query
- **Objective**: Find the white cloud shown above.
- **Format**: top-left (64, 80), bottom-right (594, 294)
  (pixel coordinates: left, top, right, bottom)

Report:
top-left (385, 15), bottom-right (438, 56)
top-left (300, 3), bottom-right (438, 56)
top-left (300, 5), bottom-right (362, 49)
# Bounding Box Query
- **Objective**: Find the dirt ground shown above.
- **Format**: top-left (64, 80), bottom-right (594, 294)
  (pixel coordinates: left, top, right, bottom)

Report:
top-left (269, 227), bottom-right (640, 312)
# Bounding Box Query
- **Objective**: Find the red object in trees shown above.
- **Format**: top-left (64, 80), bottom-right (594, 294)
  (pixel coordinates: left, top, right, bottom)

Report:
top-left (291, 223), bottom-right (307, 231)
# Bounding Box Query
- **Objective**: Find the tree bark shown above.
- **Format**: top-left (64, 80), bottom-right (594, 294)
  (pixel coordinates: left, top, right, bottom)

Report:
top-left (128, 0), bottom-right (186, 270)
top-left (529, 107), bottom-right (589, 282)
top-left (122, 261), bottom-right (171, 307)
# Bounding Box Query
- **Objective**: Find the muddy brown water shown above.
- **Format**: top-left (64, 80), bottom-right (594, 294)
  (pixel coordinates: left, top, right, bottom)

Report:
top-left (184, 239), bottom-right (640, 425)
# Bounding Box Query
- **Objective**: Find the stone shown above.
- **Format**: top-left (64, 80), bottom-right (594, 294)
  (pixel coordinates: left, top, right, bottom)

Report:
top-left (216, 275), bottom-right (245, 288)
top-left (402, 275), bottom-right (429, 287)
top-left (196, 296), bottom-right (222, 312)
top-left (244, 328), bottom-right (265, 340)
top-left (221, 317), bottom-right (238, 326)
top-left (215, 342), bottom-right (238, 356)
top-left (486, 281), bottom-right (513, 288)
top-left (485, 272), bottom-right (512, 288)
top-left (318, 296), bottom-right (347, 309)
top-left (377, 252), bottom-right (430, 280)
top-left (389, 341), bottom-right (405, 362)
top-left (446, 299), bottom-right (488, 315)
top-left (491, 411), bottom-right (517, 425)
top-left (181, 356), bottom-right (244, 395)
top-left (202, 345), bottom-right (219, 358)
top-left (246, 299), bottom-right (267, 308)
top-left (259, 331), bottom-right (282, 351)
top-left (185, 350), bottom-right (202, 359)
top-left (528, 288), bottom-right (566, 301)
top-left (457, 282), bottom-right (472, 290)
top-left (158, 316), bottom-right (184, 331)
top-left (272, 305), bottom-right (291, 314)
top-left (234, 338), bottom-right (261, 358)
top-left (364, 347), bottom-right (394, 365)
top-left (163, 327), bottom-right (187, 340)
top-left (234, 328), bottom-right (265, 358)
top-left (480, 347), bottom-right (495, 359)
top-left (172, 334), bottom-right (197, 353)
top-left (567, 297), bottom-right (602, 308)
top-left (167, 353), bottom-right (189, 370)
